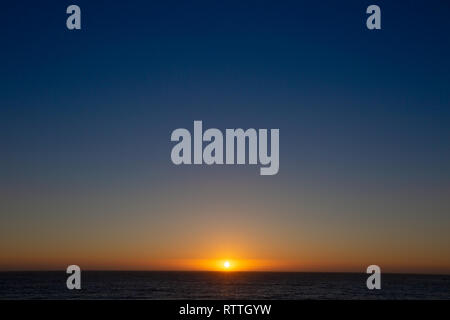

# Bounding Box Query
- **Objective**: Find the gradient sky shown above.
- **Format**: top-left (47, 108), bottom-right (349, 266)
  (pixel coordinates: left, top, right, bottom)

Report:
top-left (1, 1), bottom-right (450, 273)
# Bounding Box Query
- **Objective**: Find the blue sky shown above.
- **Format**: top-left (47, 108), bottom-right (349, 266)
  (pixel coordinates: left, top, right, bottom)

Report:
top-left (1, 1), bottom-right (449, 272)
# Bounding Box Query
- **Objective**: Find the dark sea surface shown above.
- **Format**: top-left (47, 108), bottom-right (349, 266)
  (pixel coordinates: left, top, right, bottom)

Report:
top-left (0, 272), bottom-right (449, 300)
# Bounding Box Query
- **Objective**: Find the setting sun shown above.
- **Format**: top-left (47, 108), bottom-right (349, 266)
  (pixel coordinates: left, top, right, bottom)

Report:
top-left (223, 261), bottom-right (231, 269)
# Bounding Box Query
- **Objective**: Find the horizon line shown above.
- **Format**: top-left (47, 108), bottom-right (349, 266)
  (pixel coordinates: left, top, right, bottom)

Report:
top-left (1, 269), bottom-right (449, 276)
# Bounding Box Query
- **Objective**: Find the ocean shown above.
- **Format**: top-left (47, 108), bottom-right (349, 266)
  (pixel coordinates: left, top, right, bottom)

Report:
top-left (0, 271), bottom-right (449, 300)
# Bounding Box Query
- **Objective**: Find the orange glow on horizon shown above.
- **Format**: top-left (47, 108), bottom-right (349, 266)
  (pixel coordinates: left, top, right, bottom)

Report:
top-left (150, 258), bottom-right (290, 272)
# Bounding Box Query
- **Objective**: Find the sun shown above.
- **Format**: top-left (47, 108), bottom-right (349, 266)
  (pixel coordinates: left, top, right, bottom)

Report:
top-left (223, 261), bottom-right (231, 269)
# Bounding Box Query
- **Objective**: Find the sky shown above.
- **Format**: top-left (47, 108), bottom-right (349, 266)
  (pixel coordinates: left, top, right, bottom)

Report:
top-left (1, 1), bottom-right (449, 273)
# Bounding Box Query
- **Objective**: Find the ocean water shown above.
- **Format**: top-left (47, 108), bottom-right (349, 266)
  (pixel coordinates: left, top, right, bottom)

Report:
top-left (0, 272), bottom-right (449, 300)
